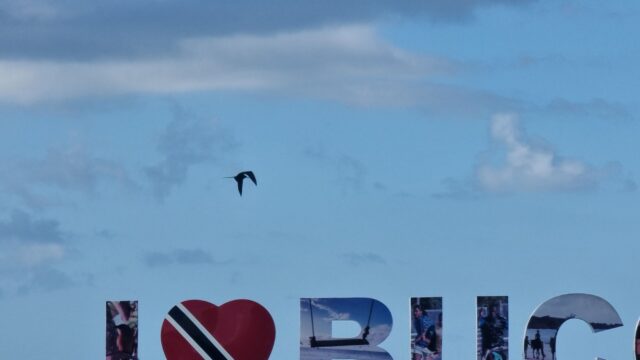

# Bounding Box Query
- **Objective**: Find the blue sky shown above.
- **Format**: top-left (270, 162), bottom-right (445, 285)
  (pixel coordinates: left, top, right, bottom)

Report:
top-left (0, 0), bottom-right (639, 359)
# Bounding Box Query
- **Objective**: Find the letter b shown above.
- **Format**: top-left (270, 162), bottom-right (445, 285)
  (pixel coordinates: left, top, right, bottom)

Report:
top-left (300, 297), bottom-right (393, 360)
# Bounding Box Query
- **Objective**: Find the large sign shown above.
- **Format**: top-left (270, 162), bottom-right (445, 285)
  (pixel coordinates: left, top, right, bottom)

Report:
top-left (106, 293), bottom-right (635, 360)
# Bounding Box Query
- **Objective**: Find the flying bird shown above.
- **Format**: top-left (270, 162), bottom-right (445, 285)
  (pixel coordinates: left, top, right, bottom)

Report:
top-left (226, 171), bottom-right (257, 195)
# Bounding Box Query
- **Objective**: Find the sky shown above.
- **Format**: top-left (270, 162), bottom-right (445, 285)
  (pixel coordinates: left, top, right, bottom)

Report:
top-left (0, 0), bottom-right (639, 359)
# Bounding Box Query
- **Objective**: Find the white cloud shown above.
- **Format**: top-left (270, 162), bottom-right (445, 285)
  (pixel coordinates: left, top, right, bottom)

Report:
top-left (436, 113), bottom-right (632, 197)
top-left (0, 0), bottom-right (536, 61)
top-left (0, 25), bottom-right (453, 106)
top-left (476, 113), bottom-right (595, 192)
top-left (311, 299), bottom-right (351, 321)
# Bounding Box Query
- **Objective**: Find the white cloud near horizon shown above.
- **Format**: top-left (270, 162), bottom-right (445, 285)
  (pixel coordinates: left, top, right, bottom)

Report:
top-left (476, 113), bottom-right (597, 192)
top-left (0, 26), bottom-right (459, 106)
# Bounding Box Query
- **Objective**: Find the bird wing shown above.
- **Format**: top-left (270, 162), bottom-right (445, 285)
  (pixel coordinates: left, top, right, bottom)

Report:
top-left (236, 178), bottom-right (243, 195)
top-left (243, 171), bottom-right (257, 185)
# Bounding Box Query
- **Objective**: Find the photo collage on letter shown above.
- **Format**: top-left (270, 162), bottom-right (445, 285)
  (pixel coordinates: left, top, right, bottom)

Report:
top-left (300, 297), bottom-right (393, 360)
top-left (525, 294), bottom-right (623, 360)
top-left (106, 300), bottom-right (138, 360)
top-left (477, 296), bottom-right (508, 360)
top-left (411, 297), bottom-right (442, 360)
top-left (636, 321), bottom-right (640, 360)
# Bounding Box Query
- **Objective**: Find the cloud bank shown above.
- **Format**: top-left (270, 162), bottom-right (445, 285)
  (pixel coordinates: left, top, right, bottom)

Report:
top-left (0, 0), bottom-right (534, 60)
top-left (0, 26), bottom-right (463, 107)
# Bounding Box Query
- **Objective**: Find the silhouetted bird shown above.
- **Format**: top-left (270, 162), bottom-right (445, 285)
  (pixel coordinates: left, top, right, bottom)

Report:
top-left (226, 171), bottom-right (257, 195)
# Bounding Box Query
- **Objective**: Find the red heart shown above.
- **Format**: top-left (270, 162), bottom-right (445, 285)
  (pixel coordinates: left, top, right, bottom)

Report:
top-left (161, 299), bottom-right (275, 360)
